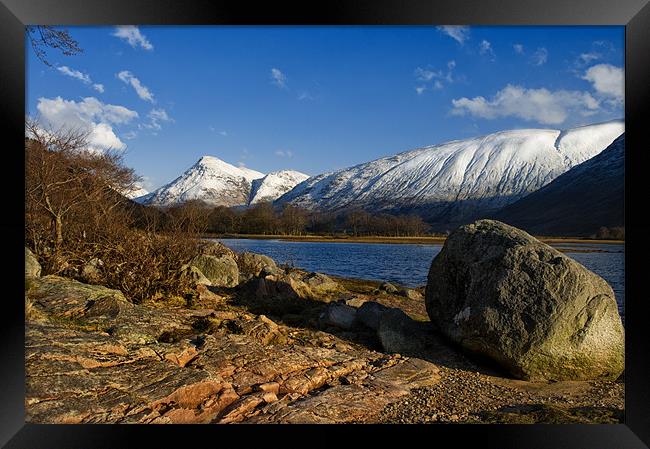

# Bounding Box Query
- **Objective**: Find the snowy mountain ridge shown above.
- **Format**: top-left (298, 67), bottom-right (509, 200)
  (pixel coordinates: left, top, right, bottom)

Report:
top-left (249, 170), bottom-right (311, 205)
top-left (140, 155), bottom-right (309, 208)
top-left (276, 120), bottom-right (624, 229)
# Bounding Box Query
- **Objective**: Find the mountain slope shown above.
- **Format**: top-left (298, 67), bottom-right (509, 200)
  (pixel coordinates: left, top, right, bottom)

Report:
top-left (123, 184), bottom-right (149, 200)
top-left (143, 156), bottom-right (265, 207)
top-left (142, 156), bottom-right (309, 208)
top-left (493, 133), bottom-right (624, 236)
top-left (277, 120), bottom-right (624, 229)
top-left (249, 170), bottom-right (310, 205)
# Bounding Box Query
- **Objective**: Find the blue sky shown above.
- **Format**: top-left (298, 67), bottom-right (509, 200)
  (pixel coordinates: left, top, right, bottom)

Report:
top-left (26, 26), bottom-right (624, 191)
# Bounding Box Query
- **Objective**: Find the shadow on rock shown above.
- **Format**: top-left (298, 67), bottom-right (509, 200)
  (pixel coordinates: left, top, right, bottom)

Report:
top-left (229, 274), bottom-right (512, 377)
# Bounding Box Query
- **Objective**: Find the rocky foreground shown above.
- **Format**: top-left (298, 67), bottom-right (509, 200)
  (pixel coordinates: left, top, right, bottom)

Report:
top-left (24, 223), bottom-right (624, 424)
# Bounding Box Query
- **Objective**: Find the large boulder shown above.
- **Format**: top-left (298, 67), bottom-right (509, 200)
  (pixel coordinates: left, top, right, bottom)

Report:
top-left (181, 265), bottom-right (213, 287)
top-left (190, 254), bottom-right (239, 288)
top-left (237, 252), bottom-right (279, 281)
top-left (199, 241), bottom-right (237, 259)
top-left (425, 220), bottom-right (624, 381)
top-left (25, 247), bottom-right (41, 278)
top-left (254, 273), bottom-right (314, 301)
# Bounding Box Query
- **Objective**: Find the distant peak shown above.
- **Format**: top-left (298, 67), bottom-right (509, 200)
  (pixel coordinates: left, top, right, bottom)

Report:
top-left (197, 155), bottom-right (225, 165)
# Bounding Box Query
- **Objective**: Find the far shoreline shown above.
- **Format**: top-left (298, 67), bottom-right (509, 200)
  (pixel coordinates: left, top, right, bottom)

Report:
top-left (203, 233), bottom-right (625, 246)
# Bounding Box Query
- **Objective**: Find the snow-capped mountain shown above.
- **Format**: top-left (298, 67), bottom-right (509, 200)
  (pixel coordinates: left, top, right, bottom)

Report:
top-left (143, 156), bottom-right (264, 207)
top-left (249, 170), bottom-right (311, 205)
top-left (494, 133), bottom-right (624, 236)
top-left (276, 120), bottom-right (624, 229)
top-left (141, 156), bottom-right (309, 208)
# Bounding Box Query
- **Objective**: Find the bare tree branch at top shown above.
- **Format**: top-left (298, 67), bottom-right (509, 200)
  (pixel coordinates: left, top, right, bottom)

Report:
top-left (26, 26), bottom-right (83, 66)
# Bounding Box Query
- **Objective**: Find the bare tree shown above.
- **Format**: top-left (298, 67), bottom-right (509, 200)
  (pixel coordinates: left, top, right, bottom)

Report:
top-left (26, 26), bottom-right (83, 66)
top-left (25, 118), bottom-right (136, 261)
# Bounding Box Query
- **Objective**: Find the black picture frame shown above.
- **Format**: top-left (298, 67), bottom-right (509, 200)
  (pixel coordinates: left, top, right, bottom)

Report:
top-left (2, 0), bottom-right (649, 447)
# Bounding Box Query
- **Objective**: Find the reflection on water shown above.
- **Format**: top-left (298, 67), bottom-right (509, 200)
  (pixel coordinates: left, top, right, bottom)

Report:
top-left (216, 239), bottom-right (625, 321)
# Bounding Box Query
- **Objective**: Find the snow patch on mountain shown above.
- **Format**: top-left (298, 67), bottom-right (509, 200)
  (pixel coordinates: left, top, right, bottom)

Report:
top-left (143, 156), bottom-right (265, 207)
top-left (277, 120), bottom-right (624, 227)
top-left (249, 170), bottom-right (310, 205)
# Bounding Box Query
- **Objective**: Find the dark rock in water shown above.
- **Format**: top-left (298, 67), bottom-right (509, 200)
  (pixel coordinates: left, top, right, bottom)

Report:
top-left (424, 219), bottom-right (624, 381)
top-left (25, 247), bottom-right (41, 278)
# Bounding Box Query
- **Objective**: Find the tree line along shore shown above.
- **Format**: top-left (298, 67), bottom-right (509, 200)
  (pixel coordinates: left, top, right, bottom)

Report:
top-left (207, 233), bottom-right (624, 245)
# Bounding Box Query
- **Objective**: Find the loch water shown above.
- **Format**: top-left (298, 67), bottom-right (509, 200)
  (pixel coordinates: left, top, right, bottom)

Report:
top-left (217, 239), bottom-right (625, 321)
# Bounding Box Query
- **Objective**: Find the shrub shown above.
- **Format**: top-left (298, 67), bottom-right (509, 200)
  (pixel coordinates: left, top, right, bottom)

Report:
top-left (25, 118), bottom-right (204, 304)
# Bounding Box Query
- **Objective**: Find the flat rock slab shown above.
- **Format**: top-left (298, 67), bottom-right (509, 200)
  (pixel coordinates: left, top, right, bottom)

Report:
top-left (26, 275), bottom-right (442, 424)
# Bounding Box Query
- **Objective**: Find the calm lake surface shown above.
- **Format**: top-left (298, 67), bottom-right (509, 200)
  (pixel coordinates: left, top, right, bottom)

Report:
top-left (217, 239), bottom-right (625, 321)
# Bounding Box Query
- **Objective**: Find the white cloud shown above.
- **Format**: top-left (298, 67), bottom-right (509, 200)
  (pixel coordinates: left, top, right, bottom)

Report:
top-left (148, 108), bottom-right (171, 122)
top-left (451, 84), bottom-right (601, 125)
top-left (209, 126), bottom-right (228, 136)
top-left (112, 26), bottom-right (153, 50)
top-left (415, 67), bottom-right (438, 82)
top-left (35, 96), bottom-right (138, 151)
top-left (123, 131), bottom-right (137, 140)
top-left (275, 150), bottom-right (293, 158)
top-left (271, 68), bottom-right (287, 89)
top-left (531, 47), bottom-right (548, 66)
top-left (57, 66), bottom-right (91, 84)
top-left (513, 44), bottom-right (524, 54)
top-left (582, 64), bottom-right (624, 101)
top-left (414, 60), bottom-right (456, 93)
top-left (117, 70), bottom-right (154, 102)
top-left (579, 52), bottom-right (601, 65)
top-left (57, 66), bottom-right (105, 94)
top-left (436, 26), bottom-right (470, 44)
top-left (141, 108), bottom-right (173, 131)
top-left (298, 91), bottom-right (314, 101)
top-left (479, 40), bottom-right (495, 59)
